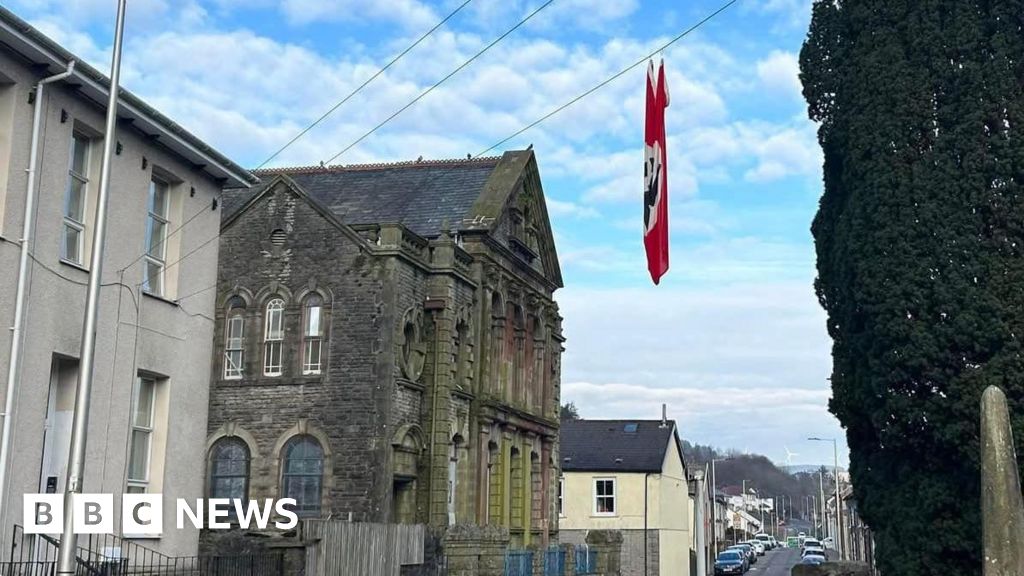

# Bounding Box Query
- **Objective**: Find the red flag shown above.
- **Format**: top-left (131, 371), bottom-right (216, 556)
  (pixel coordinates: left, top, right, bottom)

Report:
top-left (643, 59), bottom-right (670, 284)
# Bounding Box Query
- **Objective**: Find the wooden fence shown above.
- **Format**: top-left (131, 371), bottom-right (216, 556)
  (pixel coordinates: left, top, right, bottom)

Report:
top-left (303, 520), bottom-right (426, 576)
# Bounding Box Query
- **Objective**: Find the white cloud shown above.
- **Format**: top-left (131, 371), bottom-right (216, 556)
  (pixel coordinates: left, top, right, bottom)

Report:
top-left (742, 122), bottom-right (821, 182)
top-left (279, 0), bottom-right (438, 28)
top-left (756, 50), bottom-right (803, 101)
top-left (745, 0), bottom-right (814, 32)
top-left (564, 381), bottom-right (844, 463)
top-left (547, 199), bottom-right (601, 219)
top-left (557, 279), bottom-right (840, 457)
top-left (469, 0), bottom-right (639, 32)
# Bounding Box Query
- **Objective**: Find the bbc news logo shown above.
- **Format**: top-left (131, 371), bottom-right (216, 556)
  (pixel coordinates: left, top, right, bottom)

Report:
top-left (24, 495), bottom-right (299, 535)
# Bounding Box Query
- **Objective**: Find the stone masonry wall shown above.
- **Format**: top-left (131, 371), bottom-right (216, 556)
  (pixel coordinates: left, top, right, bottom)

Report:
top-left (209, 183), bottom-right (392, 522)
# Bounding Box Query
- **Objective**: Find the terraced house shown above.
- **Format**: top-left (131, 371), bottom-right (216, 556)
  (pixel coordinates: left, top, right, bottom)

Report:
top-left (206, 150), bottom-right (565, 550)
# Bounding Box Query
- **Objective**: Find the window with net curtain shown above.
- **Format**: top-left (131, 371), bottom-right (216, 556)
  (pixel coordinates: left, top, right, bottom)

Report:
top-left (282, 435), bottom-right (323, 516)
top-left (210, 437), bottom-right (249, 501)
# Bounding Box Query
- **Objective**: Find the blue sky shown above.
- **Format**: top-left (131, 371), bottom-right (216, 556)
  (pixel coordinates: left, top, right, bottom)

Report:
top-left (14, 0), bottom-right (847, 467)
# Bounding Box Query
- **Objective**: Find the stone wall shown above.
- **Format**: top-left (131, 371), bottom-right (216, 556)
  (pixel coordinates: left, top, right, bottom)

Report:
top-left (442, 524), bottom-right (511, 576)
top-left (209, 183), bottom-right (393, 522)
top-left (791, 562), bottom-right (872, 576)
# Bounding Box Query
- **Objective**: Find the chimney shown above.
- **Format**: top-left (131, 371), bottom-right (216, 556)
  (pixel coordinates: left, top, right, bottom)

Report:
top-left (660, 403), bottom-right (668, 428)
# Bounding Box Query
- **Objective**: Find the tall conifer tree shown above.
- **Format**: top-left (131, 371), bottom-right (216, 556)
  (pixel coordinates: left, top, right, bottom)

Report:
top-left (802, 1), bottom-right (1024, 573)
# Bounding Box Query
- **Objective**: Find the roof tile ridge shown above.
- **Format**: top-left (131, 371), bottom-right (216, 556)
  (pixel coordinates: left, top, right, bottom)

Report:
top-left (251, 155), bottom-right (502, 176)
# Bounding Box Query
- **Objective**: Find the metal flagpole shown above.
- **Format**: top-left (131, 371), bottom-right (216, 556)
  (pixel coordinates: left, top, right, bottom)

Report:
top-left (57, 1), bottom-right (126, 573)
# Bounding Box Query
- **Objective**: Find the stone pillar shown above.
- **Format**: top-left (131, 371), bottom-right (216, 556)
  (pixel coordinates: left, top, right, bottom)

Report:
top-left (585, 530), bottom-right (623, 576)
top-left (981, 385), bottom-right (1024, 576)
top-left (477, 424), bottom-right (490, 525)
top-left (540, 440), bottom-right (552, 548)
top-left (502, 430), bottom-right (514, 527)
top-left (443, 525), bottom-right (511, 576)
top-left (533, 327), bottom-right (546, 414)
top-left (491, 312), bottom-right (506, 398)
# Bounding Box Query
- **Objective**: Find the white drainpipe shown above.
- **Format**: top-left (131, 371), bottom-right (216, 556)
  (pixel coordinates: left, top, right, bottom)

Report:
top-left (0, 59), bottom-right (77, 536)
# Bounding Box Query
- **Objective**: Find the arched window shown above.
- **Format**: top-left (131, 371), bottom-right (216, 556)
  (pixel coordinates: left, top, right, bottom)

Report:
top-left (302, 295), bottom-right (323, 375)
top-left (209, 437), bottom-right (249, 501)
top-left (264, 298), bottom-right (285, 376)
top-left (282, 435), bottom-right (323, 517)
top-left (224, 297), bottom-right (246, 379)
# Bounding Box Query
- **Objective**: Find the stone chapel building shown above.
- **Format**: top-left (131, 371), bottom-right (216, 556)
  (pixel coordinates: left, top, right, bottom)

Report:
top-left (205, 150), bottom-right (564, 548)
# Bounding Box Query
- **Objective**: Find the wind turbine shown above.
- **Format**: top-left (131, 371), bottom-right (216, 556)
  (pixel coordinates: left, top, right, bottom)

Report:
top-left (785, 446), bottom-right (799, 465)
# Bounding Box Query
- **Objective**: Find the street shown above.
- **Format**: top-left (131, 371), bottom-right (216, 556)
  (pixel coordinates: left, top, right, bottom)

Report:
top-left (747, 548), bottom-right (801, 576)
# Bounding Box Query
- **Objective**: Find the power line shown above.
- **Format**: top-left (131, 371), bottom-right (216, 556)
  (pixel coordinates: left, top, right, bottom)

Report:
top-left (479, 0), bottom-right (739, 157)
top-left (321, 0), bottom-right (556, 166)
top-left (122, 0), bottom-right (738, 300)
top-left (255, 0), bottom-right (475, 170)
top-left (115, 191), bottom-right (223, 275)
top-left (112, 0), bottom-right (547, 279)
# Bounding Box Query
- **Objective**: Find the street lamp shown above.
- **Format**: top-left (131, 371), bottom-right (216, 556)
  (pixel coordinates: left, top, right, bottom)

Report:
top-left (710, 457), bottom-right (734, 555)
top-left (808, 436), bottom-right (842, 559)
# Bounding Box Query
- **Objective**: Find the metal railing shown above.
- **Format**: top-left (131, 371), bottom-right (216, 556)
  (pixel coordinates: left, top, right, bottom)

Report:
top-left (0, 561), bottom-right (56, 576)
top-left (542, 547), bottom-right (564, 576)
top-left (6, 526), bottom-right (284, 576)
top-left (504, 550), bottom-right (533, 576)
top-left (573, 545), bottom-right (597, 575)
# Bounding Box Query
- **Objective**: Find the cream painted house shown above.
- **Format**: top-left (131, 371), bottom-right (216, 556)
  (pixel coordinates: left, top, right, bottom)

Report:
top-left (559, 419), bottom-right (693, 576)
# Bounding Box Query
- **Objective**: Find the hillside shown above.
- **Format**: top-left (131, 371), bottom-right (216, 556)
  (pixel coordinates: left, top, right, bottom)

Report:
top-left (681, 440), bottom-right (836, 521)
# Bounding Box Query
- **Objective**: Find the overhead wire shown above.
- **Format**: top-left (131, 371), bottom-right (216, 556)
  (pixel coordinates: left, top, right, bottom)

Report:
top-left (255, 0), bottom-right (475, 170)
top-left (321, 0), bottom-right (557, 166)
top-left (109, 0), bottom-right (540, 280)
top-left (168, 0), bottom-right (738, 305)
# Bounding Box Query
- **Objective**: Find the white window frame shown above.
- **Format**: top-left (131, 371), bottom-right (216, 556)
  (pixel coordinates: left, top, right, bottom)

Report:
top-left (127, 377), bottom-right (156, 493)
top-left (264, 299), bottom-right (285, 376)
top-left (593, 477), bottom-right (616, 516)
top-left (302, 298), bottom-right (322, 375)
top-left (62, 133), bottom-right (90, 264)
top-left (224, 313), bottom-right (245, 379)
top-left (143, 178), bottom-right (170, 296)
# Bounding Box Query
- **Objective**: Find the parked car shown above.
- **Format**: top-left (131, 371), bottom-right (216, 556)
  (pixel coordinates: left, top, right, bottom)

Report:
top-left (745, 540), bottom-right (765, 556)
top-left (728, 544), bottom-right (756, 565)
top-left (714, 550), bottom-right (747, 575)
top-left (724, 546), bottom-right (751, 572)
top-left (754, 534), bottom-right (773, 550)
top-left (770, 536), bottom-right (780, 549)
top-left (803, 546), bottom-right (826, 559)
top-left (801, 553), bottom-right (826, 566)
top-left (802, 538), bottom-right (822, 553)
top-left (822, 536), bottom-right (835, 550)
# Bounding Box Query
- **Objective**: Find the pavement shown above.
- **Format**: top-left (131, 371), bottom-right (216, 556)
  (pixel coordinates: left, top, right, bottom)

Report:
top-left (745, 547), bottom-right (801, 576)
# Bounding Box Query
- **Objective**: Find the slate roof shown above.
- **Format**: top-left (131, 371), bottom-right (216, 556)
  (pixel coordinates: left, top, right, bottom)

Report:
top-left (560, 419), bottom-right (681, 473)
top-left (222, 156), bottom-right (503, 237)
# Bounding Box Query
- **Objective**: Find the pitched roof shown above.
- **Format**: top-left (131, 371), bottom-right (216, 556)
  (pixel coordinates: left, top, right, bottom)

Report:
top-left (560, 420), bottom-right (681, 473)
top-left (0, 6), bottom-right (255, 188)
top-left (223, 156), bottom-right (503, 237)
